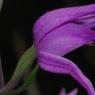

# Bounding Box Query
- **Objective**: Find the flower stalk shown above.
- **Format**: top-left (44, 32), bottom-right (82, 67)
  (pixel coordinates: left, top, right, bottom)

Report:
top-left (0, 45), bottom-right (38, 95)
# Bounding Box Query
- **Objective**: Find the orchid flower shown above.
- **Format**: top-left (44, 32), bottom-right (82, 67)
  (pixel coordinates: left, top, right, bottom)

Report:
top-left (33, 4), bottom-right (95, 95)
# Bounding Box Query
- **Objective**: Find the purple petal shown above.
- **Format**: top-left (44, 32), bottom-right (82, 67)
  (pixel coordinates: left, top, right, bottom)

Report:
top-left (38, 51), bottom-right (95, 95)
top-left (37, 23), bottom-right (95, 55)
top-left (33, 4), bottom-right (95, 95)
top-left (33, 4), bottom-right (95, 45)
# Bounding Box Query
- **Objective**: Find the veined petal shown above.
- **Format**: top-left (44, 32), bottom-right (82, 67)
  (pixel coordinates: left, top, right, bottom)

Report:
top-left (33, 4), bottom-right (95, 44)
top-left (37, 23), bottom-right (95, 55)
top-left (38, 51), bottom-right (95, 95)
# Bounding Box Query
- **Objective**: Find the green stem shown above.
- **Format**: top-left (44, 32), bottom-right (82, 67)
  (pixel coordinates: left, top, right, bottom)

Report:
top-left (0, 45), bottom-right (37, 95)
top-left (4, 64), bottom-right (39, 95)
top-left (13, 64), bottom-right (39, 94)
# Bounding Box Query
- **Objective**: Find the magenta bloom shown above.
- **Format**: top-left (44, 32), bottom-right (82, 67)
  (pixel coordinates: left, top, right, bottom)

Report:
top-left (33, 4), bottom-right (95, 95)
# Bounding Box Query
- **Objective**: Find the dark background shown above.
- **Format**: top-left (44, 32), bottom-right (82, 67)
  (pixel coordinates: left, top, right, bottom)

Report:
top-left (0, 0), bottom-right (95, 95)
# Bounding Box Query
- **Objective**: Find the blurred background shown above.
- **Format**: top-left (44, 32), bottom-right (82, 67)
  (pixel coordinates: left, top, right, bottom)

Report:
top-left (0, 0), bottom-right (95, 95)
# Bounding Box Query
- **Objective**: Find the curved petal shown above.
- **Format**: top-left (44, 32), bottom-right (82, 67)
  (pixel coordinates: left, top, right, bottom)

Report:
top-left (37, 23), bottom-right (95, 55)
top-left (33, 4), bottom-right (95, 44)
top-left (37, 51), bottom-right (95, 95)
